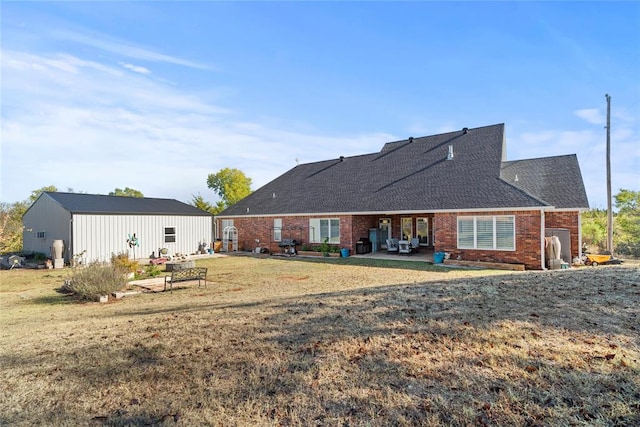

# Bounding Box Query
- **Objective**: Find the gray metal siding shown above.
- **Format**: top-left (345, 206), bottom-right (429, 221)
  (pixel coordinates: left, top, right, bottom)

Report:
top-left (72, 214), bottom-right (212, 263)
top-left (22, 194), bottom-right (72, 260)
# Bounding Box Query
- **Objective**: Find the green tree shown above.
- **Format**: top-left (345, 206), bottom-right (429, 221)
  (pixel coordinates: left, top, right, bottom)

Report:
top-left (581, 189), bottom-right (640, 257)
top-left (191, 193), bottom-right (223, 215)
top-left (28, 185), bottom-right (58, 204)
top-left (0, 185), bottom-right (58, 254)
top-left (109, 187), bottom-right (144, 197)
top-left (613, 189), bottom-right (640, 256)
top-left (581, 208), bottom-right (607, 250)
top-left (206, 168), bottom-right (252, 209)
top-left (0, 201), bottom-right (28, 253)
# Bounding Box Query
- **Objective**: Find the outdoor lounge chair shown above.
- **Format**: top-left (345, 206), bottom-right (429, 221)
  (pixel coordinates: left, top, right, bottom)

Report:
top-left (410, 237), bottom-right (420, 253)
top-left (398, 240), bottom-right (411, 255)
top-left (386, 238), bottom-right (399, 254)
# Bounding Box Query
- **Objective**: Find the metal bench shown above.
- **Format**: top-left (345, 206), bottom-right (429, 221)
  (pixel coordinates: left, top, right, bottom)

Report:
top-left (164, 267), bottom-right (208, 292)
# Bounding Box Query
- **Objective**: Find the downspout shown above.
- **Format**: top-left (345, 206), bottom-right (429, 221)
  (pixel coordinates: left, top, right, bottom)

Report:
top-left (69, 214), bottom-right (73, 265)
top-left (540, 209), bottom-right (546, 270)
top-left (577, 210), bottom-right (583, 261)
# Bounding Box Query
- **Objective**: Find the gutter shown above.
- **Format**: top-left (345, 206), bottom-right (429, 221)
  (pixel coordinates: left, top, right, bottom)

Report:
top-left (217, 205), bottom-right (550, 219)
top-left (540, 209), bottom-right (546, 270)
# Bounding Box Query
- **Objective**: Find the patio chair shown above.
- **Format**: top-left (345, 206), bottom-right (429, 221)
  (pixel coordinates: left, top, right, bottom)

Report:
top-left (410, 237), bottom-right (420, 253)
top-left (398, 240), bottom-right (411, 255)
top-left (386, 238), bottom-right (399, 254)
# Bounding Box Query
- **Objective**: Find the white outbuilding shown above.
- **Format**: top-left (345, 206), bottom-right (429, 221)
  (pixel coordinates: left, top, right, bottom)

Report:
top-left (22, 192), bottom-right (213, 264)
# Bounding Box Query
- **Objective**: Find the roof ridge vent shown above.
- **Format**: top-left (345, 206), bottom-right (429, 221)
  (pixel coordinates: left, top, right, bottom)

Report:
top-left (408, 136), bottom-right (414, 143)
top-left (339, 156), bottom-right (344, 161)
top-left (462, 127), bottom-right (469, 134)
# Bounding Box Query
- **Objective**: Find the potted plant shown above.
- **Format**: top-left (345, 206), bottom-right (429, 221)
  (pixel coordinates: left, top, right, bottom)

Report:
top-left (320, 238), bottom-right (330, 257)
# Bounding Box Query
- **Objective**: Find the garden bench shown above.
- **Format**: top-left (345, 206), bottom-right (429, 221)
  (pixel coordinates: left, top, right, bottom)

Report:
top-left (164, 267), bottom-right (208, 292)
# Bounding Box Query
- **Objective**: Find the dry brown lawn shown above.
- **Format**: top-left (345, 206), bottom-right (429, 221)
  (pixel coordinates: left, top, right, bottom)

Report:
top-left (0, 255), bottom-right (638, 426)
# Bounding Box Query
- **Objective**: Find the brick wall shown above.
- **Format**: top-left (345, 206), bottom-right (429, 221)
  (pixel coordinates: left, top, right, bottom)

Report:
top-left (545, 211), bottom-right (581, 260)
top-left (434, 210), bottom-right (544, 270)
top-left (217, 215), bottom-right (379, 254)
top-left (350, 215), bottom-right (379, 249)
top-left (220, 209), bottom-right (573, 270)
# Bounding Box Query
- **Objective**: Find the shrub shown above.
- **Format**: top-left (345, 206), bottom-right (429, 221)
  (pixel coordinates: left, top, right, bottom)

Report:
top-left (62, 262), bottom-right (128, 301)
top-left (110, 251), bottom-right (140, 272)
top-left (143, 264), bottom-right (162, 278)
top-left (320, 238), bottom-right (330, 254)
top-left (32, 252), bottom-right (47, 262)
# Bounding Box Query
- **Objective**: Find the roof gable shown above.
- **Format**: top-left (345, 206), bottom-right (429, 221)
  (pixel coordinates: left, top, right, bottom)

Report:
top-left (40, 192), bottom-right (212, 216)
top-left (221, 124), bottom-right (558, 216)
top-left (501, 155), bottom-right (589, 209)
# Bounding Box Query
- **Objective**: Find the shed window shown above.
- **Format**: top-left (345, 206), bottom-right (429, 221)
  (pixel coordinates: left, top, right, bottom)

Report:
top-left (164, 227), bottom-right (176, 243)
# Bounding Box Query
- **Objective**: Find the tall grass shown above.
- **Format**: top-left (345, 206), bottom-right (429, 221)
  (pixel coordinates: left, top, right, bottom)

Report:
top-left (60, 262), bottom-right (128, 300)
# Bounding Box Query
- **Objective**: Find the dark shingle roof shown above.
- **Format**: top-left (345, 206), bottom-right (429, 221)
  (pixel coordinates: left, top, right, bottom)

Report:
top-left (220, 123), bottom-right (588, 216)
top-left (501, 155), bottom-right (589, 209)
top-left (42, 192), bottom-right (212, 216)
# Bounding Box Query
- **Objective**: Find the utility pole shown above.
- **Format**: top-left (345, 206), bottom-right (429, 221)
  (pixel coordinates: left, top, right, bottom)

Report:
top-left (605, 94), bottom-right (613, 254)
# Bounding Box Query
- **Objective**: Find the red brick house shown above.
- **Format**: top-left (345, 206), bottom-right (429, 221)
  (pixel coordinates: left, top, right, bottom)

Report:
top-left (216, 123), bottom-right (589, 269)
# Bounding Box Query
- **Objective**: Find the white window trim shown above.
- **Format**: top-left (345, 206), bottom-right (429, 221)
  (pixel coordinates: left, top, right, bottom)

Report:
top-left (401, 217), bottom-right (413, 240)
top-left (457, 215), bottom-right (515, 251)
top-left (164, 226), bottom-right (176, 244)
top-left (309, 218), bottom-right (340, 244)
top-left (273, 219), bottom-right (282, 242)
top-left (416, 217), bottom-right (429, 245)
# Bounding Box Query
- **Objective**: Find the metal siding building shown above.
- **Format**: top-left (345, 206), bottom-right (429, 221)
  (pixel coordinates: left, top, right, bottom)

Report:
top-left (23, 192), bottom-right (213, 263)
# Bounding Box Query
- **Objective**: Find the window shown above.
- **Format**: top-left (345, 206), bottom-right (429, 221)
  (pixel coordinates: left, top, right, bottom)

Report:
top-left (416, 218), bottom-right (429, 245)
top-left (457, 216), bottom-right (515, 251)
top-left (496, 216), bottom-right (515, 250)
top-left (35, 231), bottom-right (46, 239)
top-left (273, 219), bottom-right (282, 242)
top-left (401, 218), bottom-right (413, 240)
top-left (476, 217), bottom-right (494, 249)
top-left (309, 218), bottom-right (340, 243)
top-left (164, 227), bottom-right (176, 243)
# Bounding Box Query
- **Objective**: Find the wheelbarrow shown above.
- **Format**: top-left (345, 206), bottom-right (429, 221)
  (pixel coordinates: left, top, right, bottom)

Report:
top-left (584, 253), bottom-right (623, 266)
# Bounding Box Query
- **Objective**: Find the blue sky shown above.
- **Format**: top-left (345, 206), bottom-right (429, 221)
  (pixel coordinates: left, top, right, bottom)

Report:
top-left (2, 1), bottom-right (638, 209)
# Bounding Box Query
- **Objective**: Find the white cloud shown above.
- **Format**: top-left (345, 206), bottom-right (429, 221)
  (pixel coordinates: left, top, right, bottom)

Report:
top-left (0, 49), bottom-right (391, 204)
top-left (574, 108), bottom-right (605, 125)
top-left (2, 47), bottom-right (636, 210)
top-left (50, 28), bottom-right (211, 70)
top-left (121, 62), bottom-right (151, 74)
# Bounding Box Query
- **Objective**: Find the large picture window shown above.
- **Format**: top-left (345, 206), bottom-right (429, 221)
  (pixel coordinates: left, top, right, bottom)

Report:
top-left (309, 218), bottom-right (340, 243)
top-left (457, 216), bottom-right (515, 251)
